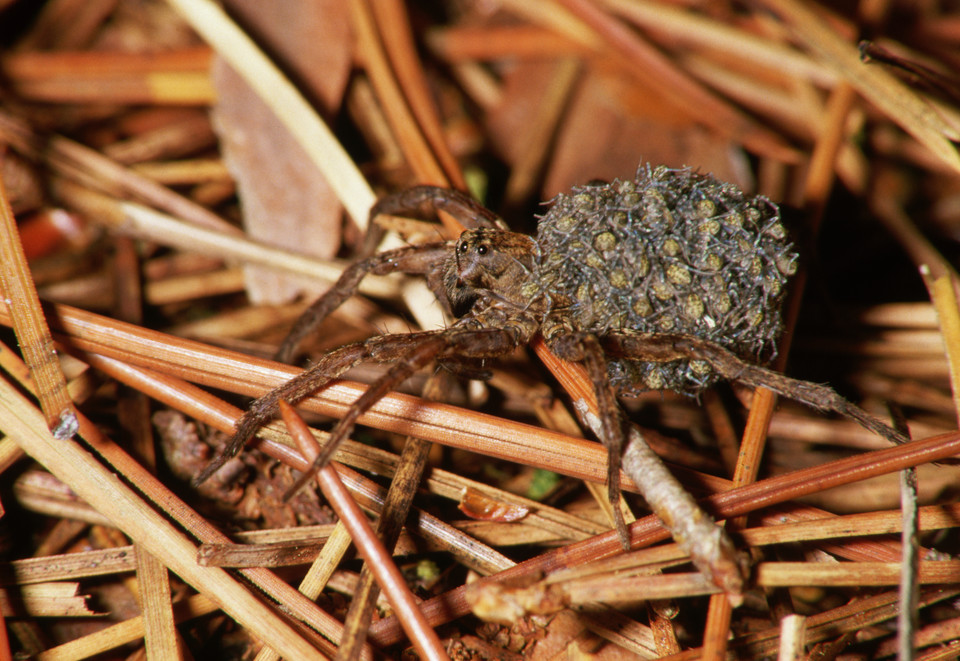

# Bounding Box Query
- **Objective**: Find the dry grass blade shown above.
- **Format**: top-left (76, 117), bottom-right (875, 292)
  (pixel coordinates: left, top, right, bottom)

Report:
top-left (1, 48), bottom-right (215, 105)
top-left (338, 375), bottom-right (441, 661)
top-left (754, 0), bottom-right (960, 174)
top-left (370, 0), bottom-right (465, 190)
top-left (870, 172), bottom-right (960, 425)
top-left (0, 110), bottom-right (237, 234)
top-left (134, 547), bottom-right (180, 661)
top-left (0, 334), bottom-right (352, 658)
top-left (35, 595), bottom-right (218, 661)
top-left (368, 428), bottom-right (960, 645)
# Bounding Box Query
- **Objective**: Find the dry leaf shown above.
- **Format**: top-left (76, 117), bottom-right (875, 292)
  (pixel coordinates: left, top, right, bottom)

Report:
top-left (544, 60), bottom-right (749, 195)
top-left (211, 0), bottom-right (352, 304)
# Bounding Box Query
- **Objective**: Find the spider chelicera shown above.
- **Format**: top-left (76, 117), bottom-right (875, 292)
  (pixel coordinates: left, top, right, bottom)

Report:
top-left (195, 165), bottom-right (905, 560)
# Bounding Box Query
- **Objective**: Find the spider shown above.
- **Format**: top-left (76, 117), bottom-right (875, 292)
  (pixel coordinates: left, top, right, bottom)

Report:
top-left (195, 164), bottom-right (905, 555)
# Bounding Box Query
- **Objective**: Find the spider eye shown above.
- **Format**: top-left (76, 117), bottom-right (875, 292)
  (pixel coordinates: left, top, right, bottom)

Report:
top-left (477, 245), bottom-right (488, 256)
top-left (457, 242), bottom-right (468, 254)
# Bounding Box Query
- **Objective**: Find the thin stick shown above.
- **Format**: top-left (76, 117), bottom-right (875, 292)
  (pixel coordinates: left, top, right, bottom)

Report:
top-left (370, 0), bottom-right (466, 190)
top-left (279, 401), bottom-right (450, 661)
top-left (36, 595), bottom-right (218, 661)
top-left (134, 546), bottom-right (181, 661)
top-left (1, 48), bottom-right (214, 105)
top-left (0, 111), bottom-right (237, 235)
top-left (51, 181), bottom-right (401, 300)
top-left (780, 613), bottom-right (806, 661)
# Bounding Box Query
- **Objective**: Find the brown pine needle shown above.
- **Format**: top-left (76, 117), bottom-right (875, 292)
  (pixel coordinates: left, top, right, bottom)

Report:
top-left (278, 401), bottom-right (450, 661)
top-left (0, 166), bottom-right (76, 437)
top-left (0, 378), bottom-right (325, 660)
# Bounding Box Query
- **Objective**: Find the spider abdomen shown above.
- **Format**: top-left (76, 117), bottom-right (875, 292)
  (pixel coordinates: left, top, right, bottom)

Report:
top-left (536, 164), bottom-right (798, 396)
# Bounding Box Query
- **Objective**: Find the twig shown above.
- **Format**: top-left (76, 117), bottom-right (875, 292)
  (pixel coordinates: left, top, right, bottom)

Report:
top-left (370, 0), bottom-right (466, 190)
top-left (279, 401), bottom-right (450, 661)
top-left (134, 546), bottom-right (181, 661)
top-left (50, 181), bottom-right (401, 300)
top-left (337, 375), bottom-right (442, 661)
top-left (1, 48), bottom-right (214, 104)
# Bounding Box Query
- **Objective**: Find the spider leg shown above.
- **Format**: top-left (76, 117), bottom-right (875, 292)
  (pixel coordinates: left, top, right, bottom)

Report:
top-left (600, 331), bottom-right (908, 445)
top-left (542, 316), bottom-right (631, 549)
top-left (195, 330), bottom-right (442, 485)
top-left (199, 320), bottom-right (532, 490)
top-left (281, 333), bottom-right (448, 499)
top-left (275, 241), bottom-right (449, 364)
top-left (280, 324), bottom-right (533, 498)
top-left (370, 185), bottom-right (506, 231)
top-left (277, 187), bottom-right (504, 364)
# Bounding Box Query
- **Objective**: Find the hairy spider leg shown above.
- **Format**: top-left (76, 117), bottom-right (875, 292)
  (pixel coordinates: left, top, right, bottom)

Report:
top-left (281, 334), bottom-right (449, 499)
top-left (599, 331), bottom-right (908, 446)
top-left (194, 331), bottom-right (440, 486)
top-left (197, 315), bottom-right (535, 488)
top-left (277, 187), bottom-right (505, 365)
top-left (538, 310), bottom-right (631, 548)
top-left (369, 185), bottom-right (506, 233)
top-left (275, 242), bottom-right (450, 364)
top-left (281, 323), bottom-right (529, 499)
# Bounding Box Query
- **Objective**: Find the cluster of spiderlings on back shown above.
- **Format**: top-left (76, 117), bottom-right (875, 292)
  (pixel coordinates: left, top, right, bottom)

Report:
top-left (535, 164), bottom-right (799, 396)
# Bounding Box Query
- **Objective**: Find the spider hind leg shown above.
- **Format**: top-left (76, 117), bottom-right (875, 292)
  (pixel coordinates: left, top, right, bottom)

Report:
top-left (600, 331), bottom-right (908, 446)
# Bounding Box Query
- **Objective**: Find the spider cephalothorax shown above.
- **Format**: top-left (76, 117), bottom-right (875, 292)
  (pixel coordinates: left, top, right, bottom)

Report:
top-left (195, 164), bottom-right (905, 558)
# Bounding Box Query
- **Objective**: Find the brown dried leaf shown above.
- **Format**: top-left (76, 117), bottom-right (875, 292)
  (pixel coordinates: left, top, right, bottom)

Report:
top-left (544, 61), bottom-right (748, 195)
top-left (211, 0), bottom-right (352, 304)
top-left (220, 0), bottom-right (351, 113)
top-left (485, 57), bottom-right (747, 197)
top-left (458, 487), bottom-right (531, 523)
top-left (212, 61), bottom-right (342, 304)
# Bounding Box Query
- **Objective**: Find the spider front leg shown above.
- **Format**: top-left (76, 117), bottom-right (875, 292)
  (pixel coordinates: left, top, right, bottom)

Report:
top-left (277, 186), bottom-right (504, 365)
top-left (599, 332), bottom-right (908, 446)
top-left (195, 329), bottom-right (443, 485)
top-left (198, 318), bottom-right (532, 491)
top-left (280, 323), bottom-right (531, 499)
top-left (275, 241), bottom-right (450, 364)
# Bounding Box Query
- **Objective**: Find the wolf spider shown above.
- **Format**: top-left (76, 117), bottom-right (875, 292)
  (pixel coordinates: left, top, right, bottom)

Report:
top-left (195, 166), bottom-right (905, 554)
